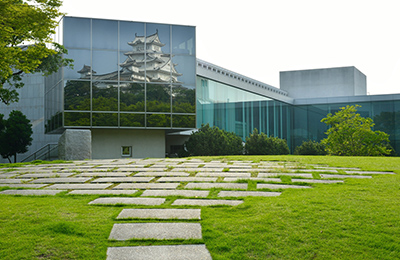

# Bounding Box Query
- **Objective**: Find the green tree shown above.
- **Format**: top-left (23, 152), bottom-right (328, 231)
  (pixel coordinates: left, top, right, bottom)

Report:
top-left (0, 0), bottom-right (73, 105)
top-left (294, 140), bottom-right (326, 155)
top-left (0, 110), bottom-right (33, 163)
top-left (244, 128), bottom-right (290, 155)
top-left (185, 124), bottom-right (243, 156)
top-left (321, 105), bottom-right (392, 156)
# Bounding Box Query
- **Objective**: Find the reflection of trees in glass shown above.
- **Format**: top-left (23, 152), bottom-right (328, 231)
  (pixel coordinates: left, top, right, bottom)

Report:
top-left (45, 112), bottom-right (62, 133)
top-left (120, 114), bottom-right (145, 127)
top-left (64, 80), bottom-right (90, 110)
top-left (92, 113), bottom-right (118, 126)
top-left (374, 111), bottom-right (399, 135)
top-left (173, 86), bottom-right (195, 113)
top-left (93, 83), bottom-right (118, 111)
top-left (147, 84), bottom-right (171, 112)
top-left (173, 115), bottom-right (195, 128)
top-left (147, 114), bottom-right (171, 127)
top-left (120, 83), bottom-right (145, 112)
top-left (64, 112), bottom-right (90, 126)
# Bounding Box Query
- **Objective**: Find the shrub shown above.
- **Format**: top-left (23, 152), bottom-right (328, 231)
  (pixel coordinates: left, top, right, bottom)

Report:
top-left (245, 129), bottom-right (290, 155)
top-left (184, 124), bottom-right (243, 156)
top-left (294, 140), bottom-right (327, 155)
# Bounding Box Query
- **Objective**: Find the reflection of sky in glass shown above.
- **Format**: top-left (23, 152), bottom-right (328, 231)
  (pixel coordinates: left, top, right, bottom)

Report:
top-left (120, 21), bottom-right (145, 52)
top-left (92, 19), bottom-right (118, 50)
top-left (172, 25), bottom-right (195, 55)
top-left (64, 49), bottom-right (91, 79)
top-left (146, 23), bottom-right (170, 53)
top-left (172, 55), bottom-right (196, 87)
top-left (63, 17), bottom-right (90, 49)
top-left (92, 51), bottom-right (118, 75)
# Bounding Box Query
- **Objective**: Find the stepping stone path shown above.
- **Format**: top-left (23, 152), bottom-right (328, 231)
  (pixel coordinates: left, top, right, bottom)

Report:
top-left (0, 158), bottom-right (395, 259)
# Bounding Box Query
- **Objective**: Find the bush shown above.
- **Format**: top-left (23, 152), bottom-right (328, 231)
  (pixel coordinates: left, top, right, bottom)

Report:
top-left (184, 124), bottom-right (243, 156)
top-left (245, 129), bottom-right (290, 155)
top-left (294, 140), bottom-right (327, 155)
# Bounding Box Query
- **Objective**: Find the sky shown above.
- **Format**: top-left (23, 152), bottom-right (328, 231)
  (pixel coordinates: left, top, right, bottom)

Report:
top-left (61, 0), bottom-right (400, 95)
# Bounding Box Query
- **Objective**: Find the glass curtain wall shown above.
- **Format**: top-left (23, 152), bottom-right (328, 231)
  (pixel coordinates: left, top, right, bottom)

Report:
top-left (45, 17), bottom-right (196, 133)
top-left (196, 77), bottom-right (291, 146)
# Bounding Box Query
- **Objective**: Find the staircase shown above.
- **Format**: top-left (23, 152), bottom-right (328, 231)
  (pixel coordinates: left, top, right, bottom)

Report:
top-left (21, 143), bottom-right (58, 162)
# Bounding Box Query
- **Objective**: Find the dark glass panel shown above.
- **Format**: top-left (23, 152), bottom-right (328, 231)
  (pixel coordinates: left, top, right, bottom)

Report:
top-left (64, 112), bottom-right (90, 126)
top-left (147, 114), bottom-right (171, 127)
top-left (92, 19), bottom-right (118, 50)
top-left (92, 113), bottom-right (118, 126)
top-left (172, 85), bottom-right (195, 113)
top-left (64, 80), bottom-right (90, 111)
top-left (172, 115), bottom-right (196, 128)
top-left (120, 113), bottom-right (145, 127)
top-left (63, 17), bottom-right (90, 49)
top-left (92, 82), bottom-right (118, 111)
top-left (146, 84), bottom-right (171, 112)
top-left (120, 82), bottom-right (145, 112)
top-left (172, 25), bottom-right (195, 55)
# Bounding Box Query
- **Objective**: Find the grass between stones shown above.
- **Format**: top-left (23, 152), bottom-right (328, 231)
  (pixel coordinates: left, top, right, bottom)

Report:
top-left (1, 156), bottom-right (400, 259)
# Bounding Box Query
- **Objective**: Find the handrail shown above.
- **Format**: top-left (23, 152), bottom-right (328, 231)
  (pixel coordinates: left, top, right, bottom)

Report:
top-left (21, 143), bottom-right (58, 162)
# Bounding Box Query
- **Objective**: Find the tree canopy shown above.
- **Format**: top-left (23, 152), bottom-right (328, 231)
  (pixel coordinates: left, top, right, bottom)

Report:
top-left (0, 110), bottom-right (33, 163)
top-left (321, 105), bottom-right (392, 156)
top-left (244, 129), bottom-right (290, 155)
top-left (0, 0), bottom-right (72, 104)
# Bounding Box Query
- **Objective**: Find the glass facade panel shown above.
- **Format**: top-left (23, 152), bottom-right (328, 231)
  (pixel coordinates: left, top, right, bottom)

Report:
top-left (146, 84), bottom-right (171, 112)
top-left (120, 82), bottom-right (145, 112)
top-left (92, 50), bottom-right (119, 77)
top-left (92, 113), bottom-right (118, 126)
top-left (64, 49), bottom-right (91, 79)
top-left (64, 80), bottom-right (90, 111)
top-left (119, 21), bottom-right (145, 52)
top-left (120, 113), bottom-right (145, 127)
top-left (173, 115), bottom-right (196, 128)
top-left (147, 114), bottom-right (171, 127)
top-left (64, 112), bottom-right (90, 126)
top-left (63, 17), bottom-right (90, 49)
top-left (145, 23), bottom-right (170, 54)
top-left (172, 55), bottom-right (196, 86)
top-left (172, 85), bottom-right (195, 113)
top-left (92, 82), bottom-right (118, 111)
top-left (172, 25), bottom-right (195, 55)
top-left (92, 19), bottom-right (118, 50)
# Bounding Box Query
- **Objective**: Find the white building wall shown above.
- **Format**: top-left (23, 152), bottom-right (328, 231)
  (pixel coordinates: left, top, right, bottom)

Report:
top-left (91, 129), bottom-right (166, 159)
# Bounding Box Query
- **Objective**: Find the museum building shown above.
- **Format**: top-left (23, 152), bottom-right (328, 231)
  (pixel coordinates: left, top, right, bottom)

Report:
top-left (1, 16), bottom-right (400, 162)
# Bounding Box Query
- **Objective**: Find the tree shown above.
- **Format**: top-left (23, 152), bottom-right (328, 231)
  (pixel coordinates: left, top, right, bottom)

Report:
top-left (0, 0), bottom-right (73, 105)
top-left (294, 140), bottom-right (326, 155)
top-left (244, 129), bottom-right (290, 155)
top-left (0, 110), bottom-right (33, 163)
top-left (185, 124), bottom-right (243, 156)
top-left (320, 105), bottom-right (392, 156)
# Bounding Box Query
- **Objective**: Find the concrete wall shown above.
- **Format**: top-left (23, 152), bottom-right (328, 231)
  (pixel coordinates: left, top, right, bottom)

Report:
top-left (91, 129), bottom-right (166, 159)
top-left (280, 67), bottom-right (367, 99)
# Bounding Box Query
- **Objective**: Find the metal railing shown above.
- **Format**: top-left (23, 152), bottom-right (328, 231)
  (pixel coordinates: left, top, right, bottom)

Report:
top-left (21, 143), bottom-right (58, 162)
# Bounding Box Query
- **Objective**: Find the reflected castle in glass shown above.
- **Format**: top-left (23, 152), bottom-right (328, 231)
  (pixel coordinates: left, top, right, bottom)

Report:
top-left (1, 16), bottom-right (399, 162)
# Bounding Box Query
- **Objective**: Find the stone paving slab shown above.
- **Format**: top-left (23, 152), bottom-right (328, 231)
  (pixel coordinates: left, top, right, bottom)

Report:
top-left (345, 170), bottom-right (395, 175)
top-left (320, 174), bottom-right (373, 179)
top-left (141, 190), bottom-right (209, 198)
top-left (257, 184), bottom-right (312, 189)
top-left (291, 179), bottom-right (344, 183)
top-left (0, 184), bottom-right (47, 188)
top-left (171, 167), bottom-right (223, 172)
top-left (109, 223), bottom-right (202, 240)
top-left (17, 173), bottom-right (73, 178)
top-left (116, 209), bottom-right (201, 220)
top-left (0, 189), bottom-right (66, 195)
top-left (157, 177), bottom-right (217, 182)
top-left (31, 177), bottom-right (91, 183)
top-left (218, 191), bottom-right (281, 197)
top-left (172, 199), bottom-right (243, 206)
top-left (68, 190), bottom-right (138, 195)
top-left (258, 173), bottom-right (314, 178)
top-left (113, 183), bottom-right (179, 190)
top-left (185, 182), bottom-right (248, 190)
top-left (196, 172), bottom-right (251, 178)
top-left (0, 173), bottom-right (18, 178)
top-left (134, 172), bottom-right (190, 177)
top-left (89, 197), bottom-right (165, 205)
top-left (76, 172), bottom-right (129, 177)
top-left (106, 245), bottom-right (212, 260)
top-left (46, 184), bottom-right (112, 189)
top-left (224, 177), bottom-right (282, 182)
top-left (0, 179), bottom-right (26, 184)
top-left (228, 168), bottom-right (254, 172)
top-left (117, 167), bottom-right (162, 172)
top-left (91, 177), bottom-right (154, 183)
top-left (293, 169), bottom-right (339, 173)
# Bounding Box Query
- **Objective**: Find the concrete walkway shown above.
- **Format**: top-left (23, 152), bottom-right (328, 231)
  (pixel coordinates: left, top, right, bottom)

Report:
top-left (0, 158), bottom-right (391, 259)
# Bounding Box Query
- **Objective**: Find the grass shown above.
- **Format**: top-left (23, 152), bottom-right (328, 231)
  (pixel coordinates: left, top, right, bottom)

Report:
top-left (1, 156), bottom-right (400, 259)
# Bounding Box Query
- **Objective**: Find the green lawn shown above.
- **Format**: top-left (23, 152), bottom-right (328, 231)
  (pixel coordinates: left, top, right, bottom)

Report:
top-left (1, 156), bottom-right (399, 259)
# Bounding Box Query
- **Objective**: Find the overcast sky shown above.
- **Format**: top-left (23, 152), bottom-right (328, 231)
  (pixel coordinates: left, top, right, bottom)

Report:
top-left (61, 0), bottom-right (400, 95)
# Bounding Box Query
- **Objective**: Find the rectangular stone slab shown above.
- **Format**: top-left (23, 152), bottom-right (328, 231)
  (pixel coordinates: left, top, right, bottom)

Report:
top-left (89, 197), bottom-right (165, 205)
top-left (258, 173), bottom-right (314, 178)
top-left (46, 184), bottom-right (112, 189)
top-left (106, 245), bottom-right (212, 260)
top-left (171, 168), bottom-right (223, 172)
top-left (291, 179), bottom-right (344, 183)
top-left (185, 183), bottom-right (248, 190)
top-left (134, 172), bottom-right (190, 177)
top-left (76, 172), bottom-right (128, 177)
top-left (17, 173), bottom-right (73, 178)
top-left (257, 184), bottom-right (312, 189)
top-left (141, 190), bottom-right (209, 198)
top-left (320, 174), bottom-right (372, 179)
top-left (113, 183), bottom-right (179, 190)
top-left (91, 177), bottom-right (154, 183)
top-left (218, 191), bottom-right (281, 197)
top-left (224, 177), bottom-right (282, 182)
top-left (196, 172), bottom-right (251, 178)
top-left (116, 209), bottom-right (201, 220)
top-left (0, 189), bottom-right (66, 195)
top-left (157, 177), bottom-right (217, 182)
top-left (31, 178), bottom-right (91, 183)
top-left (172, 199), bottom-right (243, 206)
top-left (0, 184), bottom-right (47, 188)
top-left (108, 223), bottom-right (202, 240)
top-left (0, 179), bottom-right (25, 184)
top-left (68, 190), bottom-right (138, 195)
